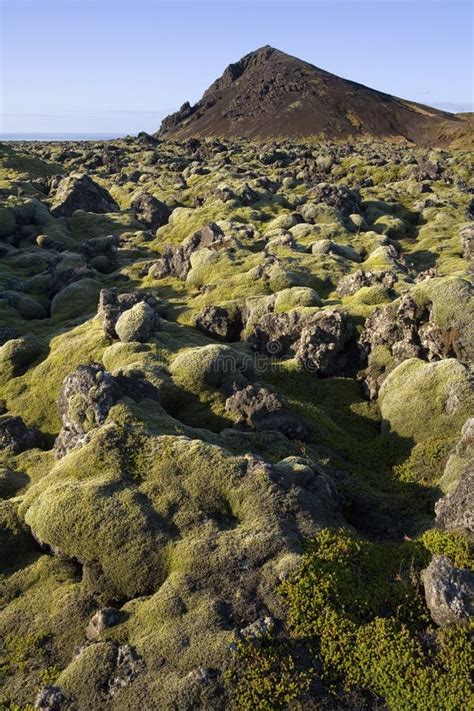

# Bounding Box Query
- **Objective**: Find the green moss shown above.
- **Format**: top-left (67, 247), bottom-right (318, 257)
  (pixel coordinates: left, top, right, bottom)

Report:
top-left (379, 358), bottom-right (474, 444)
top-left (50, 278), bottom-right (102, 325)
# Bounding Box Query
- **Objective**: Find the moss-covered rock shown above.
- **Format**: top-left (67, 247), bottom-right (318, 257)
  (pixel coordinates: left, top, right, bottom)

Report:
top-left (379, 358), bottom-right (474, 443)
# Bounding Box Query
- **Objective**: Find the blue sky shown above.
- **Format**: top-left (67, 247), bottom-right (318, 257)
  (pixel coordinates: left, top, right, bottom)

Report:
top-left (1, 0), bottom-right (472, 134)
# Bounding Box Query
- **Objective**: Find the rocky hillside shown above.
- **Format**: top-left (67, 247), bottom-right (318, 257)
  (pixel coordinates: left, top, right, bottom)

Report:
top-left (158, 46), bottom-right (473, 148)
top-left (0, 134), bottom-right (472, 710)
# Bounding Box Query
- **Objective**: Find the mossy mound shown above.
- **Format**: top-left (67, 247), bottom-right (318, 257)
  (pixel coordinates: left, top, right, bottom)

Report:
top-left (379, 358), bottom-right (473, 443)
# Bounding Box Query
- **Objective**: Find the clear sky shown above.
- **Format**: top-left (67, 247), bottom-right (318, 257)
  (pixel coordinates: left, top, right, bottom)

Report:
top-left (1, 0), bottom-right (472, 135)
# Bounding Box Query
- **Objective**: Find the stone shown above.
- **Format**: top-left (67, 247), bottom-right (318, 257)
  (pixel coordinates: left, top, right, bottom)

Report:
top-left (86, 607), bottom-right (123, 641)
top-left (195, 305), bottom-right (243, 341)
top-left (50, 173), bottom-right (118, 217)
top-left (435, 466), bottom-right (473, 532)
top-left (336, 269), bottom-right (397, 297)
top-left (459, 224), bottom-right (474, 262)
top-left (0, 415), bottom-right (43, 453)
top-left (54, 363), bottom-right (120, 459)
top-left (97, 288), bottom-right (160, 340)
top-left (225, 384), bottom-right (308, 439)
top-left (422, 555), bottom-right (474, 627)
top-left (115, 301), bottom-right (157, 343)
top-left (151, 222), bottom-right (234, 280)
top-left (131, 192), bottom-right (171, 230)
top-left (34, 686), bottom-right (64, 710)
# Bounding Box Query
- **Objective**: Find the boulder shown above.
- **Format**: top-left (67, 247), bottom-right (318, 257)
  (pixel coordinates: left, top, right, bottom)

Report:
top-left (131, 193), bottom-right (171, 230)
top-left (440, 418), bottom-right (474, 493)
top-left (115, 302), bottom-right (157, 343)
top-left (336, 269), bottom-right (397, 297)
top-left (248, 308), bottom-right (358, 377)
top-left (34, 686), bottom-right (64, 710)
top-left (311, 239), bottom-right (361, 262)
top-left (359, 293), bottom-right (448, 398)
top-left (97, 288), bottom-right (160, 340)
top-left (225, 384), bottom-right (308, 439)
top-left (50, 173), bottom-right (119, 217)
top-left (459, 224), bottom-right (474, 262)
top-left (435, 466), bottom-right (473, 532)
top-left (379, 359), bottom-right (474, 443)
top-left (54, 363), bottom-right (120, 459)
top-left (295, 309), bottom-right (358, 376)
top-left (0, 415), bottom-right (43, 453)
top-left (152, 222), bottom-right (234, 280)
top-left (0, 335), bottom-right (42, 385)
top-left (422, 555), bottom-right (474, 626)
top-left (195, 305), bottom-right (243, 341)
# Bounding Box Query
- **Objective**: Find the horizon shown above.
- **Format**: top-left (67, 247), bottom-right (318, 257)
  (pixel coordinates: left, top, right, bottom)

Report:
top-left (1, 0), bottom-right (473, 135)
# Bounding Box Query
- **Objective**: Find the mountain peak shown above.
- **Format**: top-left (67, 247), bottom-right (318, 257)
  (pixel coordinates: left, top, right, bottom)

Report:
top-left (157, 46), bottom-right (468, 146)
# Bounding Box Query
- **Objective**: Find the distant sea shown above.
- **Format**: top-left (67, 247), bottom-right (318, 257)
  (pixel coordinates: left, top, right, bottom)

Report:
top-left (0, 133), bottom-right (126, 142)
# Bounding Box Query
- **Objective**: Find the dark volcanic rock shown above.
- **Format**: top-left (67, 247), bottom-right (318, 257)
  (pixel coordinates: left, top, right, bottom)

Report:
top-left (195, 305), bottom-right (243, 341)
top-left (225, 384), bottom-right (308, 439)
top-left (34, 686), bottom-right (64, 710)
top-left (435, 465), bottom-right (473, 532)
top-left (422, 555), bottom-right (474, 626)
top-left (295, 309), bottom-right (358, 376)
top-left (50, 173), bottom-right (119, 217)
top-left (151, 222), bottom-right (234, 280)
top-left (131, 192), bottom-right (171, 230)
top-left (249, 308), bottom-right (358, 377)
top-left (336, 269), bottom-right (397, 297)
top-left (358, 293), bottom-right (451, 397)
top-left (0, 415), bottom-right (43, 453)
top-left (54, 363), bottom-right (120, 458)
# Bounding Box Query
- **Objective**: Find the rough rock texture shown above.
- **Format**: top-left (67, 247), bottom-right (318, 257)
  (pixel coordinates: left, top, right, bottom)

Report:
top-left (336, 269), bottom-right (397, 297)
top-left (34, 686), bottom-right (64, 710)
top-left (151, 222), bottom-right (234, 280)
top-left (248, 308), bottom-right (359, 377)
top-left (225, 384), bottom-right (308, 439)
top-left (98, 288), bottom-right (160, 340)
top-left (86, 608), bottom-right (124, 641)
top-left (435, 466), bottom-right (473, 532)
top-left (54, 364), bottom-right (120, 458)
top-left (50, 173), bottom-right (119, 217)
top-left (195, 304), bottom-right (243, 341)
top-left (459, 223), bottom-right (474, 261)
top-left (131, 193), bottom-right (171, 230)
top-left (0, 416), bottom-right (42, 453)
top-left (422, 555), bottom-right (474, 626)
top-left (359, 293), bottom-right (451, 397)
top-left (295, 309), bottom-right (359, 376)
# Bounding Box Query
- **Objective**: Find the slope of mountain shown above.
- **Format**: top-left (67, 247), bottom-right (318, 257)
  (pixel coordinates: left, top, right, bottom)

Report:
top-left (158, 45), bottom-right (472, 147)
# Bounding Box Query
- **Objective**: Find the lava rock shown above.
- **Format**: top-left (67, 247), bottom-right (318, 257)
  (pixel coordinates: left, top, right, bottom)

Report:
top-left (50, 173), bottom-right (119, 217)
top-left (86, 607), bottom-right (124, 641)
top-left (151, 222), bottom-right (234, 280)
top-left (131, 192), bottom-right (171, 230)
top-left (422, 555), bottom-right (474, 626)
top-left (54, 363), bottom-right (120, 459)
top-left (195, 305), bottom-right (243, 341)
top-left (435, 466), bottom-right (473, 532)
top-left (115, 301), bottom-right (158, 343)
top-left (225, 384), bottom-right (308, 439)
top-left (0, 415), bottom-right (43, 453)
top-left (34, 686), bottom-right (64, 710)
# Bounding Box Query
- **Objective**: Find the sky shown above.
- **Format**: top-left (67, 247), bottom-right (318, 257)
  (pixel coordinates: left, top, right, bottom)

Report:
top-left (0, 0), bottom-right (473, 135)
